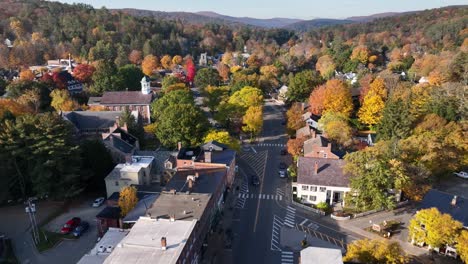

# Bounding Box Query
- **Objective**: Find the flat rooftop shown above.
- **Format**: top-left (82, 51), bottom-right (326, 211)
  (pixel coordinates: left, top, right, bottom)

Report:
top-left (105, 156), bottom-right (154, 180)
top-left (104, 218), bottom-right (197, 264)
top-left (164, 169), bottom-right (225, 194)
top-left (77, 227), bottom-right (129, 264)
top-left (146, 193), bottom-right (211, 222)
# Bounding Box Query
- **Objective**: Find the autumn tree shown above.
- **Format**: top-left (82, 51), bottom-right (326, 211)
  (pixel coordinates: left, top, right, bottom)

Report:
top-left (0, 99), bottom-right (32, 120)
top-left (409, 208), bottom-right (463, 248)
top-left (118, 186), bottom-right (138, 217)
top-left (242, 106), bottom-right (263, 140)
top-left (287, 137), bottom-right (306, 158)
top-left (286, 70), bottom-right (323, 102)
top-left (318, 111), bottom-right (353, 147)
top-left (204, 130), bottom-right (240, 151)
top-left (50, 89), bottom-right (79, 111)
top-left (322, 79), bottom-right (353, 117)
top-left (172, 55), bottom-right (183, 66)
top-left (316, 55), bottom-right (336, 79)
top-left (19, 69), bottom-right (35, 81)
top-left (228, 86), bottom-right (263, 111)
top-left (17, 88), bottom-right (41, 113)
top-left (217, 63), bottom-right (230, 82)
top-left (73, 64), bottom-right (95, 84)
top-left (286, 103), bottom-right (305, 135)
top-left (457, 230), bottom-right (468, 263)
top-left (128, 50), bottom-right (143, 65)
top-left (141, 55), bottom-right (159, 76)
top-left (350, 45), bottom-right (370, 64)
top-left (308, 84), bottom-right (326, 116)
top-left (344, 239), bottom-right (408, 264)
top-left (185, 58), bottom-right (196, 84)
top-left (160, 55), bottom-right (172, 69)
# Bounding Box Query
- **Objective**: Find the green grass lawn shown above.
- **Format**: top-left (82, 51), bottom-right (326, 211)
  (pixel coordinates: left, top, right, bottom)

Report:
top-left (33, 229), bottom-right (76, 253)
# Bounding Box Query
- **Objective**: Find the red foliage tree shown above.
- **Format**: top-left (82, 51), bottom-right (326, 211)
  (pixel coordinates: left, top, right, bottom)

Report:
top-left (185, 58), bottom-right (196, 85)
top-left (52, 72), bottom-right (68, 89)
top-left (73, 64), bottom-right (95, 84)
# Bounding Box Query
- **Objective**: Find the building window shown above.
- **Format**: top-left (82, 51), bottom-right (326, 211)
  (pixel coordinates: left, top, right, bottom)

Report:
top-left (310, 186), bottom-right (317, 192)
top-left (319, 187), bottom-right (326, 192)
top-left (301, 195), bottom-right (307, 200)
top-left (301, 185), bottom-right (309, 191)
top-left (309, 196), bottom-right (316, 201)
top-left (115, 181), bottom-right (119, 186)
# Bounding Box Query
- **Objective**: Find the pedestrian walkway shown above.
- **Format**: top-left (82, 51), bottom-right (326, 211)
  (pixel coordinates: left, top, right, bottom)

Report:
top-left (298, 219), bottom-right (319, 231)
top-left (256, 143), bottom-right (286, 148)
top-left (239, 151), bottom-right (268, 178)
top-left (234, 182), bottom-right (249, 209)
top-left (271, 215), bottom-right (283, 251)
top-left (276, 188), bottom-right (285, 197)
top-left (280, 251), bottom-right (294, 264)
top-left (284, 206), bottom-right (296, 228)
top-left (237, 193), bottom-right (283, 201)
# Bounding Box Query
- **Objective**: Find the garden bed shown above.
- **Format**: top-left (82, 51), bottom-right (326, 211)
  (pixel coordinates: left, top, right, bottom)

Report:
top-left (34, 229), bottom-right (76, 252)
top-left (364, 219), bottom-right (402, 238)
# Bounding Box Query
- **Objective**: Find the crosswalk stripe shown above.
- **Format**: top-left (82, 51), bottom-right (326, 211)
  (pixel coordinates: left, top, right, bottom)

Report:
top-left (282, 255), bottom-right (293, 258)
top-left (284, 222), bottom-right (294, 228)
top-left (286, 207), bottom-right (296, 212)
top-left (279, 195), bottom-right (282, 200)
top-left (284, 219), bottom-right (294, 225)
top-left (285, 217), bottom-right (294, 223)
top-left (282, 259), bottom-right (293, 263)
top-left (300, 219), bottom-right (308, 225)
top-left (282, 252), bottom-right (293, 255)
top-left (238, 193), bottom-right (241, 198)
top-left (251, 194), bottom-right (254, 198)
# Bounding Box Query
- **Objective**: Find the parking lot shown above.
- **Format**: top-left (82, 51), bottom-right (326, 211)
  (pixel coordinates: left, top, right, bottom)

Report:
top-left (0, 197), bottom-right (105, 264)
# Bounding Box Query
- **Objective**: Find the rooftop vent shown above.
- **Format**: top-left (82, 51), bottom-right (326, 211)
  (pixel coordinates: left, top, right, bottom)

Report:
top-left (161, 237), bottom-right (167, 251)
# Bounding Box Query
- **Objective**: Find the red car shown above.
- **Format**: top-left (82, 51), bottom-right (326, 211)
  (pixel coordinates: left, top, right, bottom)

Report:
top-left (60, 217), bottom-right (81, 234)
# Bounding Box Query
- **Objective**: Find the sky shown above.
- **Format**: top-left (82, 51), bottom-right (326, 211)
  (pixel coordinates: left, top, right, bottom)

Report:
top-left (56, 0), bottom-right (466, 19)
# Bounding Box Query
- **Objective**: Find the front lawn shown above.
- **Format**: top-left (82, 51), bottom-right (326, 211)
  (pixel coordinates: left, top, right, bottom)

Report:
top-left (33, 229), bottom-right (76, 252)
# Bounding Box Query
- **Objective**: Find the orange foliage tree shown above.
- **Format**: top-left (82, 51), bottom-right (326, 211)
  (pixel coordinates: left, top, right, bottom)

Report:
top-left (287, 137), bottom-right (306, 158)
top-left (19, 69), bottom-right (35, 81)
top-left (141, 55), bottom-right (159, 76)
top-left (128, 50), bottom-right (142, 65)
top-left (308, 84), bottom-right (326, 115)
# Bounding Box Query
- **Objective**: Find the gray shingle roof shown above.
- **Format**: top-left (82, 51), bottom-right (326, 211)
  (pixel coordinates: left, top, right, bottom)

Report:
top-left (296, 126), bottom-right (312, 138)
top-left (297, 157), bottom-right (350, 188)
top-left (420, 189), bottom-right (468, 227)
top-left (62, 111), bottom-right (121, 130)
top-left (100, 91), bottom-right (153, 105)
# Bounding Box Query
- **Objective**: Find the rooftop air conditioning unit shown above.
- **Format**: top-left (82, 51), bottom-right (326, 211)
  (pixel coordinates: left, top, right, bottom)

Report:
top-left (97, 245), bottom-right (105, 253)
top-left (106, 245), bottom-right (114, 253)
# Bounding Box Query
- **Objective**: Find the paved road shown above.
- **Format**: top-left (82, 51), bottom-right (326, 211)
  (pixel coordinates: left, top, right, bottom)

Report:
top-left (230, 100), bottom-right (359, 264)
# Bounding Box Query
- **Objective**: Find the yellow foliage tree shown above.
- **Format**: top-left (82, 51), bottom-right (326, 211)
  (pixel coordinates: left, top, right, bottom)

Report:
top-left (172, 55), bottom-right (183, 66)
top-left (141, 55), bottom-right (159, 76)
top-left (358, 92), bottom-right (385, 127)
top-left (322, 79), bottom-right (353, 117)
top-left (118, 186), bottom-right (138, 217)
top-left (204, 130), bottom-right (240, 151)
top-left (230, 65), bottom-right (242, 73)
top-left (242, 106), bottom-right (263, 140)
top-left (457, 230), bottom-right (468, 263)
top-left (222, 52), bottom-right (233, 66)
top-left (50, 89), bottom-right (78, 111)
top-left (409, 208), bottom-right (463, 248)
top-left (17, 88), bottom-right (41, 113)
top-left (344, 239), bottom-right (408, 264)
top-left (160, 55), bottom-right (172, 69)
top-left (350, 45), bottom-right (370, 64)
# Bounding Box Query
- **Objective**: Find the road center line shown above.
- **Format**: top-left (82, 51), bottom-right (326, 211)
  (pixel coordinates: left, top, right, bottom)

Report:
top-left (253, 150), bottom-right (268, 233)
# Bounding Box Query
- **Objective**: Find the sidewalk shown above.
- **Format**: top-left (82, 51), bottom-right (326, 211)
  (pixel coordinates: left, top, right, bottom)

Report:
top-left (335, 206), bottom-right (429, 257)
top-left (201, 170), bottom-right (243, 264)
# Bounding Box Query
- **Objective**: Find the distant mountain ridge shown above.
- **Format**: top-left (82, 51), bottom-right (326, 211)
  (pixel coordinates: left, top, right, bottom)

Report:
top-left (113, 7), bottom-right (466, 30)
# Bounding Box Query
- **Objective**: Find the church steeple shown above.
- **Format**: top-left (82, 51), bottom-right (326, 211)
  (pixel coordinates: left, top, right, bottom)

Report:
top-left (141, 76), bottom-right (151, 94)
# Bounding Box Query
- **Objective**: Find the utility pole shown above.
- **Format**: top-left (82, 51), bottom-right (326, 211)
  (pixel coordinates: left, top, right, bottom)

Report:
top-left (25, 198), bottom-right (40, 245)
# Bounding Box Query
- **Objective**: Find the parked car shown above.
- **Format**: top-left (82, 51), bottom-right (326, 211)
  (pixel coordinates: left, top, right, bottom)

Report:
top-left (92, 197), bottom-right (105, 207)
top-left (280, 149), bottom-right (287, 155)
top-left (454, 171), bottom-right (468, 179)
top-left (279, 170), bottom-right (287, 178)
top-left (72, 221), bottom-right (89, 237)
top-left (279, 162), bottom-right (287, 170)
top-left (61, 217), bottom-right (81, 234)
